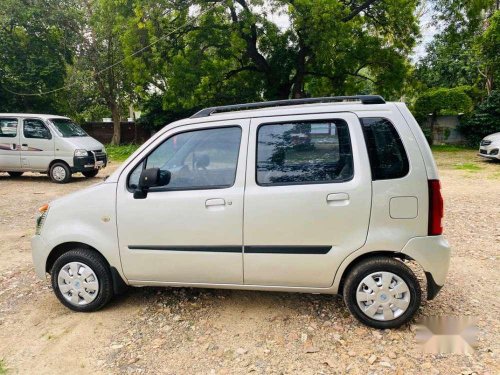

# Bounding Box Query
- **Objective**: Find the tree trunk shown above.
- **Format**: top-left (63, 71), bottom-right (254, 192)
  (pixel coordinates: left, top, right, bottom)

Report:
top-left (111, 102), bottom-right (121, 145)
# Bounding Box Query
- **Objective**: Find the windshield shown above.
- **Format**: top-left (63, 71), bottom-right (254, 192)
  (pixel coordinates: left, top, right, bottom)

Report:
top-left (50, 118), bottom-right (87, 137)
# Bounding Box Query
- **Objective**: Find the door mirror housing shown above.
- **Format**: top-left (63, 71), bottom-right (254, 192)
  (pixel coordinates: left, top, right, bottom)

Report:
top-left (133, 168), bottom-right (171, 199)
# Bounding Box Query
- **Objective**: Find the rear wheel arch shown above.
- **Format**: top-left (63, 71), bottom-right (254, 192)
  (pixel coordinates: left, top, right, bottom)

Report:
top-left (338, 251), bottom-right (411, 295)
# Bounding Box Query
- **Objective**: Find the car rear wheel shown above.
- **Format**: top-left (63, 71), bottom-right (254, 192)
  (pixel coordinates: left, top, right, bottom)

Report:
top-left (82, 169), bottom-right (99, 178)
top-left (49, 162), bottom-right (71, 183)
top-left (51, 248), bottom-right (114, 312)
top-left (343, 257), bottom-right (421, 329)
top-left (7, 171), bottom-right (23, 177)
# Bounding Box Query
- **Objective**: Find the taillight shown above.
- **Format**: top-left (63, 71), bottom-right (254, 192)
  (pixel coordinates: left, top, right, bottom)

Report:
top-left (428, 179), bottom-right (444, 235)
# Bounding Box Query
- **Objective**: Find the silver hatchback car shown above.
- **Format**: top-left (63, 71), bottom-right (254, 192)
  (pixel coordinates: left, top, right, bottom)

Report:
top-left (32, 96), bottom-right (451, 329)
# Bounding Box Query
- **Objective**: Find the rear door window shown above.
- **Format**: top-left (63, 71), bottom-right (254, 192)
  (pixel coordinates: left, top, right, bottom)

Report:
top-left (360, 118), bottom-right (409, 180)
top-left (256, 120), bottom-right (354, 185)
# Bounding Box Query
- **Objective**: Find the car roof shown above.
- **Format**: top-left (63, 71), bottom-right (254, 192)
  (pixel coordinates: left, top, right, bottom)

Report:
top-left (0, 113), bottom-right (70, 120)
top-left (168, 101), bottom-right (398, 130)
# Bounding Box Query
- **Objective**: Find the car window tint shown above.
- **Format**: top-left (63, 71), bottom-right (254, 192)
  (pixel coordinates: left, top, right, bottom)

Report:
top-left (256, 120), bottom-right (353, 185)
top-left (0, 118), bottom-right (18, 138)
top-left (23, 119), bottom-right (52, 139)
top-left (129, 126), bottom-right (242, 190)
top-left (360, 117), bottom-right (409, 180)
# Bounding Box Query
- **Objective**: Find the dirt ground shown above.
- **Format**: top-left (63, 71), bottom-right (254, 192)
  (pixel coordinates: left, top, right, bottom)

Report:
top-left (0, 151), bottom-right (498, 375)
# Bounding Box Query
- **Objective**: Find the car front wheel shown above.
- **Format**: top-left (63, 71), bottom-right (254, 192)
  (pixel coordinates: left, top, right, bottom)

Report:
top-left (49, 162), bottom-right (71, 183)
top-left (343, 257), bottom-right (421, 329)
top-left (51, 248), bottom-right (114, 312)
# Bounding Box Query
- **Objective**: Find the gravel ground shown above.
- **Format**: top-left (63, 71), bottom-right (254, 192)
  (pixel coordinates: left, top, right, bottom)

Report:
top-left (0, 151), bottom-right (498, 375)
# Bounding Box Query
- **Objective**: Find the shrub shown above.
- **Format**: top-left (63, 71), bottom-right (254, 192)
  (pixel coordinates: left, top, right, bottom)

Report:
top-left (414, 87), bottom-right (473, 120)
top-left (459, 90), bottom-right (500, 146)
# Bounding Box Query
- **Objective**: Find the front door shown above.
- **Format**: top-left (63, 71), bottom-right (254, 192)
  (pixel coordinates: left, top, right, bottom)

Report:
top-left (20, 118), bottom-right (54, 171)
top-left (0, 117), bottom-right (21, 170)
top-left (117, 120), bottom-right (249, 284)
top-left (243, 113), bottom-right (372, 288)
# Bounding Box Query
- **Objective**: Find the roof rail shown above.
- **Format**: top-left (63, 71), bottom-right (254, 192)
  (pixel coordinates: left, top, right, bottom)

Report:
top-left (190, 95), bottom-right (385, 118)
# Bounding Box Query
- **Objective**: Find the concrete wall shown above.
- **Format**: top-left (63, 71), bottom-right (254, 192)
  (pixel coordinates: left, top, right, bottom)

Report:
top-left (421, 115), bottom-right (465, 145)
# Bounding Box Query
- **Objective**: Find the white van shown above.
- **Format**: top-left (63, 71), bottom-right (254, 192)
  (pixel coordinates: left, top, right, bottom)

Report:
top-left (0, 114), bottom-right (107, 183)
top-left (31, 96), bottom-right (450, 328)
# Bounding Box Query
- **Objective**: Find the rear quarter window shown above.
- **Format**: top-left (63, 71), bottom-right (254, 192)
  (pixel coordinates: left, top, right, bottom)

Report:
top-left (360, 118), bottom-right (409, 180)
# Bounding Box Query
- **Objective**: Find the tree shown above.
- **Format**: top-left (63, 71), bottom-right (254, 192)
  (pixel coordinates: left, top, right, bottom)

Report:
top-left (478, 11), bottom-right (500, 93)
top-left (0, 0), bottom-right (80, 113)
top-left (74, 0), bottom-right (135, 144)
top-left (415, 1), bottom-right (499, 95)
top-left (122, 0), bottom-right (420, 126)
top-left (459, 90), bottom-right (500, 146)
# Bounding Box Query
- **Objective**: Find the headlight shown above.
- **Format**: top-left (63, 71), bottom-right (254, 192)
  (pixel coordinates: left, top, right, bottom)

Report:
top-left (74, 149), bottom-right (88, 157)
top-left (36, 204), bottom-right (49, 235)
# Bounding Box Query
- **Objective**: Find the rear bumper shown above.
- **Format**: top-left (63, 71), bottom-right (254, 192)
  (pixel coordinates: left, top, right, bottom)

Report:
top-left (401, 235), bottom-right (451, 299)
top-left (72, 153), bottom-right (108, 173)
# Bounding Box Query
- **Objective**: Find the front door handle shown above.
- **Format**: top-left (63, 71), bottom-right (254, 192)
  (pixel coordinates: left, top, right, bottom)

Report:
top-left (326, 193), bottom-right (350, 206)
top-left (205, 198), bottom-right (226, 208)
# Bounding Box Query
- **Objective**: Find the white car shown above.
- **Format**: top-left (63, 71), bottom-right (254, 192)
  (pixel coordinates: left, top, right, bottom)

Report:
top-left (31, 96), bottom-right (450, 329)
top-left (0, 114), bottom-right (107, 183)
top-left (479, 132), bottom-right (500, 160)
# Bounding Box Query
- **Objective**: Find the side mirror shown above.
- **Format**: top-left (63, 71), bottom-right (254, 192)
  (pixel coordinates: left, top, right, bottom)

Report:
top-left (133, 168), bottom-right (171, 199)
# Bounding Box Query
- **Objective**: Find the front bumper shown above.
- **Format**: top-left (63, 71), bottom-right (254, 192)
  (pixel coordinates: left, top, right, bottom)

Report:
top-left (31, 235), bottom-right (50, 279)
top-left (401, 235), bottom-right (451, 300)
top-left (478, 146), bottom-right (500, 160)
top-left (72, 152), bottom-right (108, 173)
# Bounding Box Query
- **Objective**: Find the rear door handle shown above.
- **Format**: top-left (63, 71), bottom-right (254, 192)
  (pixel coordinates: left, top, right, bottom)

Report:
top-left (205, 198), bottom-right (226, 208)
top-left (22, 143), bottom-right (28, 147)
top-left (326, 193), bottom-right (349, 205)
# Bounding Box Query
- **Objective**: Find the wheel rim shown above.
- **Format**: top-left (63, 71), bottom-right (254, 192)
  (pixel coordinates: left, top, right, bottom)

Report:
top-left (57, 262), bottom-right (99, 306)
top-left (52, 166), bottom-right (66, 181)
top-left (356, 271), bottom-right (411, 321)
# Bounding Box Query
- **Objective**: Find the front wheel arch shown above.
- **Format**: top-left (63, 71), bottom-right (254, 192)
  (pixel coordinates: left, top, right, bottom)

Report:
top-left (45, 242), bottom-right (128, 294)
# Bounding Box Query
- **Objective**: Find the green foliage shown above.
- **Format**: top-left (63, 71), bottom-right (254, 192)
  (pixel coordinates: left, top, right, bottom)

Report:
top-left (106, 144), bottom-right (140, 161)
top-left (414, 87), bottom-right (473, 119)
top-left (415, 2), bottom-right (499, 97)
top-left (123, 0), bottom-right (420, 127)
top-left (479, 11), bottom-right (500, 90)
top-left (0, 0), bottom-right (80, 113)
top-left (0, 359), bottom-right (7, 375)
top-left (414, 33), bottom-right (481, 89)
top-left (459, 90), bottom-right (500, 146)
top-left (454, 162), bottom-right (482, 171)
top-left (431, 145), bottom-right (474, 152)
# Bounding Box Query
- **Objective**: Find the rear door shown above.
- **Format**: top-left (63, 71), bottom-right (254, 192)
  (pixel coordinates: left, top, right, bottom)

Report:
top-left (243, 112), bottom-right (372, 288)
top-left (0, 117), bottom-right (21, 170)
top-left (20, 118), bottom-right (55, 171)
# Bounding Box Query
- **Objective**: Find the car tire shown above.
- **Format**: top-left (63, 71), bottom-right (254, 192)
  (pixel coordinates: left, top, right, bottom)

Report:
top-left (343, 257), bottom-right (421, 329)
top-left (49, 162), bottom-right (71, 183)
top-left (7, 171), bottom-right (23, 177)
top-left (51, 248), bottom-right (114, 312)
top-left (82, 169), bottom-right (99, 178)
